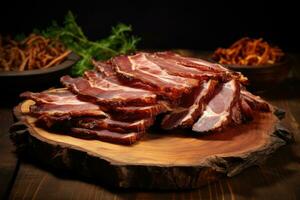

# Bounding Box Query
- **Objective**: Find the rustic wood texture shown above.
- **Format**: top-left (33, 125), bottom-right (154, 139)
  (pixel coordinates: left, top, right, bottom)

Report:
top-left (0, 107), bottom-right (19, 200)
top-left (1, 52), bottom-right (300, 199)
top-left (9, 96), bottom-right (291, 190)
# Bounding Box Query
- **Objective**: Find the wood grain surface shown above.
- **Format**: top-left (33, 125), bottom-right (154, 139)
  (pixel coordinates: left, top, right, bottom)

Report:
top-left (1, 52), bottom-right (300, 199)
top-left (9, 97), bottom-right (291, 190)
top-left (0, 107), bottom-right (18, 200)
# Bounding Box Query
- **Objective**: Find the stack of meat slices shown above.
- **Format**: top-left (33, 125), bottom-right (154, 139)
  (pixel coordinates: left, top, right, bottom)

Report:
top-left (20, 51), bottom-right (271, 145)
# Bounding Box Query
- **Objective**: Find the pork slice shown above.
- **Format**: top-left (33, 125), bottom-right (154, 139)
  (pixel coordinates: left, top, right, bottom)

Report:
top-left (240, 96), bottom-right (254, 120)
top-left (155, 51), bottom-right (228, 72)
top-left (93, 60), bottom-right (162, 92)
top-left (60, 73), bottom-right (157, 107)
top-left (71, 128), bottom-right (144, 145)
top-left (161, 79), bottom-right (218, 129)
top-left (192, 79), bottom-right (240, 132)
top-left (72, 117), bottom-right (154, 133)
top-left (146, 53), bottom-right (221, 80)
top-left (20, 89), bottom-right (107, 118)
top-left (37, 112), bottom-right (154, 133)
top-left (107, 101), bottom-right (171, 121)
top-left (92, 60), bottom-right (115, 77)
top-left (231, 91), bottom-right (257, 125)
top-left (231, 99), bottom-right (243, 124)
top-left (241, 90), bottom-right (271, 112)
top-left (155, 51), bottom-right (248, 84)
top-left (112, 53), bottom-right (199, 101)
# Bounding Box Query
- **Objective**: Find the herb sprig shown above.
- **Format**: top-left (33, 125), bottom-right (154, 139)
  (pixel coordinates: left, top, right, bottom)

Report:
top-left (39, 11), bottom-right (140, 76)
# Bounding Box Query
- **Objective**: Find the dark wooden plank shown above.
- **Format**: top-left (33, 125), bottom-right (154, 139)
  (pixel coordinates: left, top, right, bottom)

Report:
top-left (12, 99), bottom-right (290, 190)
top-left (0, 107), bottom-right (19, 200)
top-left (7, 99), bottom-right (300, 200)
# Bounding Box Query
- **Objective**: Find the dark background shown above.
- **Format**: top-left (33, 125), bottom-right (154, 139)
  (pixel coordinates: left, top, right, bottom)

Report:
top-left (0, 0), bottom-right (299, 52)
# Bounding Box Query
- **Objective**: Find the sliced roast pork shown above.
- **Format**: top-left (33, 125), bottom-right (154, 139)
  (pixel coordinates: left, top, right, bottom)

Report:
top-left (240, 96), bottom-right (254, 120)
top-left (161, 79), bottom-right (218, 129)
top-left (154, 51), bottom-right (248, 84)
top-left (20, 89), bottom-right (107, 118)
top-left (112, 53), bottom-right (199, 101)
top-left (107, 102), bottom-right (170, 121)
top-left (19, 51), bottom-right (273, 145)
top-left (145, 53), bottom-right (222, 80)
top-left (84, 69), bottom-right (170, 119)
top-left (154, 51), bottom-right (228, 73)
top-left (72, 117), bottom-right (153, 133)
top-left (192, 79), bottom-right (240, 132)
top-left (92, 60), bottom-right (157, 91)
top-left (241, 90), bottom-right (271, 112)
top-left (231, 100), bottom-right (243, 124)
top-left (38, 115), bottom-right (153, 133)
top-left (71, 128), bottom-right (143, 145)
top-left (61, 73), bottom-right (157, 107)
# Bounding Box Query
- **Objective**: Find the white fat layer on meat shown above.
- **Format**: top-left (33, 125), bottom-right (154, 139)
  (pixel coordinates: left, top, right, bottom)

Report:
top-left (27, 89), bottom-right (99, 107)
top-left (132, 119), bottom-right (145, 126)
top-left (40, 94), bottom-right (93, 106)
top-left (192, 80), bottom-right (236, 132)
top-left (105, 119), bottom-right (149, 133)
top-left (128, 53), bottom-right (194, 88)
top-left (73, 81), bottom-right (153, 100)
top-left (191, 59), bottom-right (228, 71)
top-left (173, 53), bottom-right (228, 72)
top-left (152, 55), bottom-right (202, 74)
top-left (118, 104), bottom-right (160, 110)
top-left (44, 110), bottom-right (106, 116)
top-left (114, 63), bottom-right (137, 79)
top-left (74, 77), bottom-right (155, 99)
top-left (85, 71), bottom-right (156, 97)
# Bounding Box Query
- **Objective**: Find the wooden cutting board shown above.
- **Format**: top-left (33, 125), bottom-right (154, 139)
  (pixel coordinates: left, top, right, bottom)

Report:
top-left (10, 100), bottom-right (292, 189)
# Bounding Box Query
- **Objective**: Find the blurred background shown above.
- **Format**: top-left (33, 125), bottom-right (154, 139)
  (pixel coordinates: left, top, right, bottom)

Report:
top-left (1, 0), bottom-right (299, 52)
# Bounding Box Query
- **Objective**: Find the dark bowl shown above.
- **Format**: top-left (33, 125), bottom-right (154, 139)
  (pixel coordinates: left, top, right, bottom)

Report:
top-left (0, 52), bottom-right (80, 102)
top-left (223, 56), bottom-right (293, 91)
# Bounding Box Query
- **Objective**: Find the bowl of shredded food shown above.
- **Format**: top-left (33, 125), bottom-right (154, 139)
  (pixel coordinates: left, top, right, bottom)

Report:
top-left (212, 37), bottom-right (291, 90)
top-left (0, 33), bottom-right (79, 92)
top-left (0, 11), bottom-right (140, 95)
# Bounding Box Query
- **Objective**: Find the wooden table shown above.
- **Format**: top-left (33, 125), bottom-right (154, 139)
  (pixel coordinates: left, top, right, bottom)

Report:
top-left (1, 53), bottom-right (300, 200)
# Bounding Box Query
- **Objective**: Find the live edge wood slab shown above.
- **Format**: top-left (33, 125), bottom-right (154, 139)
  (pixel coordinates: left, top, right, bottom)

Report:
top-left (10, 100), bottom-right (293, 189)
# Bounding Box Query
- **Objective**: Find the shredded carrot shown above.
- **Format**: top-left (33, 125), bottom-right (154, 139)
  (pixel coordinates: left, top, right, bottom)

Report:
top-left (212, 37), bottom-right (284, 65)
